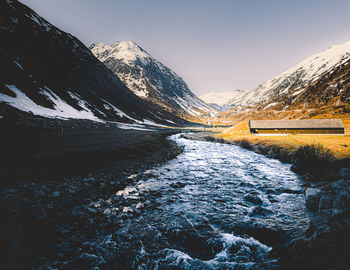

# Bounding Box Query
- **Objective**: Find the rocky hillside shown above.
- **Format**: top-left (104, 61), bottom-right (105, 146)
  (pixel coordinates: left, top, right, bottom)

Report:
top-left (90, 41), bottom-right (215, 118)
top-left (0, 0), bottom-right (188, 127)
top-left (229, 41), bottom-right (350, 114)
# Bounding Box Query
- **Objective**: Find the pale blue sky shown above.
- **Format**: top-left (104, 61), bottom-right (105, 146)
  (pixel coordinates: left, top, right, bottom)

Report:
top-left (20, 0), bottom-right (350, 95)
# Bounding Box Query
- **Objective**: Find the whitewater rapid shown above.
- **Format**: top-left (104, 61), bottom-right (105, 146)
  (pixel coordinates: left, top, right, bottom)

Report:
top-left (86, 134), bottom-right (310, 269)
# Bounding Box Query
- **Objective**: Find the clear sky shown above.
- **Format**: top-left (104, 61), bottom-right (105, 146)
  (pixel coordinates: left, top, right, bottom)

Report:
top-left (20, 0), bottom-right (350, 95)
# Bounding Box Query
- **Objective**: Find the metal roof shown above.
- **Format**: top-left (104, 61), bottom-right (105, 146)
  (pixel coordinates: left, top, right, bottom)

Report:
top-left (249, 119), bottom-right (344, 129)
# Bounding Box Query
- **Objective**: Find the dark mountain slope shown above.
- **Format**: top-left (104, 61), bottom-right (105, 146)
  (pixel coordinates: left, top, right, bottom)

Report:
top-left (0, 0), bottom-right (188, 126)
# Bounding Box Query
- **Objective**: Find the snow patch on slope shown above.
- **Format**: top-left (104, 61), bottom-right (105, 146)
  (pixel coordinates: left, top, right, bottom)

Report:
top-left (0, 85), bottom-right (175, 126)
top-left (0, 85), bottom-right (101, 121)
top-left (100, 98), bottom-right (139, 122)
top-left (113, 122), bottom-right (155, 131)
top-left (24, 12), bottom-right (52, 32)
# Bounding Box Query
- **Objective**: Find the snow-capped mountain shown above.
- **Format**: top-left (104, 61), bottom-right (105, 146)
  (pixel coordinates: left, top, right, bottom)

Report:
top-left (231, 40), bottom-right (350, 110)
top-left (200, 90), bottom-right (248, 106)
top-left (0, 0), bottom-right (189, 127)
top-left (90, 42), bottom-right (215, 118)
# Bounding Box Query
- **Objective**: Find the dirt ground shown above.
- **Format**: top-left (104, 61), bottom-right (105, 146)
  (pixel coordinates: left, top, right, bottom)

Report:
top-left (0, 124), bottom-right (182, 186)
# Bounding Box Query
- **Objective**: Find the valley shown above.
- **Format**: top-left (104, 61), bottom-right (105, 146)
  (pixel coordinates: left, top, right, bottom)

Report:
top-left (1, 1), bottom-right (350, 269)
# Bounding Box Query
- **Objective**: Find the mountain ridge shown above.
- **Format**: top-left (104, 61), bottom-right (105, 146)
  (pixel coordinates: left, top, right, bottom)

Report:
top-left (229, 40), bottom-right (350, 111)
top-left (90, 41), bottom-right (216, 118)
top-left (0, 0), bottom-right (189, 127)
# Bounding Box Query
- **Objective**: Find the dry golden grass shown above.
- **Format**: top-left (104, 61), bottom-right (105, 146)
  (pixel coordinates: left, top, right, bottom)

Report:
top-left (217, 120), bottom-right (350, 158)
top-left (198, 104), bottom-right (350, 127)
top-left (188, 103), bottom-right (350, 157)
top-left (343, 120), bottom-right (350, 134)
top-left (220, 121), bottom-right (250, 136)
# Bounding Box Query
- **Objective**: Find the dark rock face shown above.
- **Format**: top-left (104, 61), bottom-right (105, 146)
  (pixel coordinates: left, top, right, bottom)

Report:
top-left (277, 179), bottom-right (350, 269)
top-left (90, 42), bottom-right (214, 118)
top-left (0, 0), bottom-right (188, 126)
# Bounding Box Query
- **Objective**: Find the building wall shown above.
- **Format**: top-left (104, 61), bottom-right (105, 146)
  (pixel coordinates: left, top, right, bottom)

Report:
top-left (251, 128), bottom-right (344, 134)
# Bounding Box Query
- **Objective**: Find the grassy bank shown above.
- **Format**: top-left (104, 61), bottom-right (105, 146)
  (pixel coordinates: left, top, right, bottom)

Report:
top-left (182, 120), bottom-right (350, 180)
top-left (212, 121), bottom-right (350, 180)
top-left (216, 121), bottom-right (350, 159)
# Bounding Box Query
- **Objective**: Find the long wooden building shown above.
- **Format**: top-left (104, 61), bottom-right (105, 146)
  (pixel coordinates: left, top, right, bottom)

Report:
top-left (249, 119), bottom-right (345, 135)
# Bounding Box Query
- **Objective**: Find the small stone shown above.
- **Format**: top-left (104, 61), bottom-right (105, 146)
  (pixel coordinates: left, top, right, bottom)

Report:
top-left (52, 191), bottom-right (60, 198)
top-left (128, 174), bottom-right (138, 179)
top-left (133, 209), bottom-right (141, 216)
top-left (170, 182), bottom-right (186, 188)
top-left (103, 209), bottom-right (111, 215)
top-left (120, 213), bottom-right (128, 220)
top-left (136, 202), bottom-right (143, 209)
top-left (122, 207), bottom-right (133, 213)
top-left (84, 206), bottom-right (97, 214)
top-left (143, 200), bottom-right (151, 207)
top-left (282, 188), bottom-right (303, 194)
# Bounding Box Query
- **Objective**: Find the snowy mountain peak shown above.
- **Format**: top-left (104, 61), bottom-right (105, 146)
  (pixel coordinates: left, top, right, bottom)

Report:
top-left (278, 40), bottom-right (350, 84)
top-left (200, 90), bottom-right (248, 106)
top-left (90, 41), bottom-right (150, 64)
top-left (91, 41), bottom-right (216, 117)
top-left (231, 40), bottom-right (350, 108)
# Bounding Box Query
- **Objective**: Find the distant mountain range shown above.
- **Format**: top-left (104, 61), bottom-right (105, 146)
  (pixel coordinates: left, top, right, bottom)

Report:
top-left (1, 0), bottom-right (349, 127)
top-left (0, 0), bottom-right (195, 128)
top-left (229, 40), bottom-right (350, 114)
top-left (199, 90), bottom-right (248, 111)
top-left (90, 41), bottom-right (215, 118)
top-left (199, 40), bottom-right (350, 116)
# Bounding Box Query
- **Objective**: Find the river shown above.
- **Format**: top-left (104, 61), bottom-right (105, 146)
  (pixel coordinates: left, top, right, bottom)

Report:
top-left (81, 134), bottom-right (310, 269)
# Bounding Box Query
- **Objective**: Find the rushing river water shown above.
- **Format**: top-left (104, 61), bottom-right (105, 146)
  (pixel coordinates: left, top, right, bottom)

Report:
top-left (85, 134), bottom-right (310, 269)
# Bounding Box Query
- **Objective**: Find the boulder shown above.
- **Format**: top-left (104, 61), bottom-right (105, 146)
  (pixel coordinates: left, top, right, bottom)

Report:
top-left (305, 188), bottom-right (321, 212)
top-left (340, 168), bottom-right (350, 180)
top-left (244, 193), bottom-right (263, 205)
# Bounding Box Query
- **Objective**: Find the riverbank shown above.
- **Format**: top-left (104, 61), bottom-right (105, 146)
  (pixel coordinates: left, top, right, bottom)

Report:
top-left (0, 120), bottom-right (184, 187)
top-left (1, 133), bottom-right (311, 269)
top-left (183, 127), bottom-right (350, 181)
top-left (217, 121), bottom-right (350, 158)
top-left (183, 131), bottom-right (350, 269)
top-left (2, 129), bottom-right (349, 268)
top-left (0, 121), bottom-right (186, 268)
